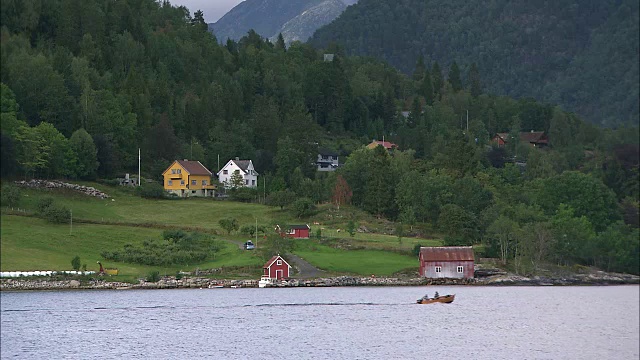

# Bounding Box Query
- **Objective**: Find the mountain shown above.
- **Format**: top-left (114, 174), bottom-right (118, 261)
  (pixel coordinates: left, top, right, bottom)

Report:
top-left (308, 0), bottom-right (639, 127)
top-left (209, 0), bottom-right (357, 44)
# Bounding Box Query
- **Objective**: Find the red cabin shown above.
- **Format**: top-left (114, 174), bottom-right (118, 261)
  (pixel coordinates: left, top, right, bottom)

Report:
top-left (419, 246), bottom-right (475, 279)
top-left (275, 224), bottom-right (310, 239)
top-left (263, 255), bottom-right (290, 280)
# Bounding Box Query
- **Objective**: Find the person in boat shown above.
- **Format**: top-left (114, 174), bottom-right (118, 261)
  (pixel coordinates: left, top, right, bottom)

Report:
top-left (422, 293), bottom-right (429, 300)
top-left (434, 291), bottom-right (439, 299)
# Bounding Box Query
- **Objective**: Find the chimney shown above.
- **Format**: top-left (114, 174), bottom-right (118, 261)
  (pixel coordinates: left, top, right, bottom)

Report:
top-left (184, 159), bottom-right (188, 161)
top-left (235, 157), bottom-right (239, 161)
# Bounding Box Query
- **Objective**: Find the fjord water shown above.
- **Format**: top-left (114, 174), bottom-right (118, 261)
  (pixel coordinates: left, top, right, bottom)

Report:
top-left (1, 286), bottom-right (638, 360)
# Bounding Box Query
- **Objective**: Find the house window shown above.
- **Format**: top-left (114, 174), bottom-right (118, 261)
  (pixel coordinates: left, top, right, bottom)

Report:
top-left (457, 266), bottom-right (463, 273)
top-left (322, 155), bottom-right (328, 160)
top-left (171, 169), bottom-right (176, 174)
top-left (167, 180), bottom-right (173, 186)
top-left (277, 260), bottom-right (282, 265)
top-left (177, 169), bottom-right (181, 174)
top-left (435, 266), bottom-right (442, 273)
top-left (223, 170), bottom-right (228, 175)
top-left (245, 179), bottom-right (248, 185)
top-left (191, 180), bottom-right (196, 186)
top-left (180, 180), bottom-right (185, 186)
top-left (202, 180), bottom-right (207, 186)
top-left (252, 180), bottom-right (255, 186)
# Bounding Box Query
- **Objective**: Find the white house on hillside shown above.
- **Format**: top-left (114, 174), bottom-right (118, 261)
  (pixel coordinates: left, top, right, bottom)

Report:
top-left (217, 157), bottom-right (259, 188)
top-left (316, 148), bottom-right (339, 172)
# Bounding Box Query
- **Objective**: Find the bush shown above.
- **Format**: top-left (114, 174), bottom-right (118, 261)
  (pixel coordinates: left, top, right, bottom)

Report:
top-left (36, 197), bottom-right (55, 214)
top-left (42, 204), bottom-right (71, 224)
top-left (291, 197), bottom-right (316, 218)
top-left (413, 244), bottom-right (423, 257)
top-left (230, 187), bottom-right (257, 202)
top-left (0, 184), bottom-right (21, 208)
top-left (219, 218), bottom-right (239, 234)
top-left (71, 255), bottom-right (81, 271)
top-left (146, 270), bottom-right (160, 282)
top-left (135, 182), bottom-right (165, 199)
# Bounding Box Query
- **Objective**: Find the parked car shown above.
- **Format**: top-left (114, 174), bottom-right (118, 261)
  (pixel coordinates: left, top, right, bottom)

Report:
top-left (244, 241), bottom-right (255, 250)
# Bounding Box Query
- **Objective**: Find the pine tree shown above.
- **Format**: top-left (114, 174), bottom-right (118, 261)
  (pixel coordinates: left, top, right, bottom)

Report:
top-left (420, 70), bottom-right (434, 106)
top-left (412, 55), bottom-right (426, 82)
top-left (468, 63), bottom-right (482, 98)
top-left (448, 61), bottom-right (462, 92)
top-left (431, 62), bottom-right (443, 100)
top-left (275, 33), bottom-right (286, 51)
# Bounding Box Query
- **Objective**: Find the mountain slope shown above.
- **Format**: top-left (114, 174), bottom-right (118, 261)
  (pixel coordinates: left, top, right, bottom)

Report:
top-left (209, 0), bottom-right (355, 44)
top-left (308, 0), bottom-right (639, 127)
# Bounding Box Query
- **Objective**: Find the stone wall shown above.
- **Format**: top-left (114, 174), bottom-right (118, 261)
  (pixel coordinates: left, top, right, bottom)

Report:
top-left (15, 180), bottom-right (110, 199)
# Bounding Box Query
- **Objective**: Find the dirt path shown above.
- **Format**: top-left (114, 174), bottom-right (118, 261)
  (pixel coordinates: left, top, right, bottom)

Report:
top-left (287, 254), bottom-right (325, 279)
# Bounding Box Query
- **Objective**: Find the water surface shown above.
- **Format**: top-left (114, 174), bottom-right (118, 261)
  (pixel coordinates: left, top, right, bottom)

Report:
top-left (2, 286), bottom-right (638, 359)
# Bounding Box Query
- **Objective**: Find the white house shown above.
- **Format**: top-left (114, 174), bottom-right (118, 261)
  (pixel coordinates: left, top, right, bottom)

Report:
top-left (217, 157), bottom-right (259, 188)
top-left (316, 148), bottom-right (339, 172)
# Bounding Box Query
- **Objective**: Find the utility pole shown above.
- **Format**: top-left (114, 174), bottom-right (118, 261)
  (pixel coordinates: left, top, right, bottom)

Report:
top-left (138, 148), bottom-right (141, 186)
top-left (255, 218), bottom-right (258, 248)
top-left (70, 209), bottom-right (73, 235)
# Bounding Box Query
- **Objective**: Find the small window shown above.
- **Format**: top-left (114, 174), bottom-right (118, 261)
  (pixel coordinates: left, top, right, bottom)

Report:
top-left (277, 260), bottom-right (282, 265)
top-left (177, 169), bottom-right (181, 174)
top-left (191, 180), bottom-right (196, 185)
top-left (223, 170), bottom-right (228, 175)
top-left (168, 180), bottom-right (173, 186)
top-left (252, 180), bottom-right (255, 186)
top-left (457, 266), bottom-right (463, 273)
top-left (180, 180), bottom-right (185, 185)
top-left (171, 169), bottom-right (176, 174)
top-left (202, 180), bottom-right (207, 186)
top-left (245, 179), bottom-right (248, 185)
top-left (435, 266), bottom-right (442, 273)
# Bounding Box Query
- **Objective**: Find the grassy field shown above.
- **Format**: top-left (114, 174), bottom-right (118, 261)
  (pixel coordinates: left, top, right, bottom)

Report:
top-left (1, 182), bottom-right (445, 278)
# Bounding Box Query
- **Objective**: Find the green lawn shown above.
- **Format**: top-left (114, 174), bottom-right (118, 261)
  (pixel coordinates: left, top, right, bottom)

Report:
top-left (0, 215), bottom-right (263, 277)
top-left (1, 183), bottom-right (445, 278)
top-left (293, 241), bottom-right (418, 276)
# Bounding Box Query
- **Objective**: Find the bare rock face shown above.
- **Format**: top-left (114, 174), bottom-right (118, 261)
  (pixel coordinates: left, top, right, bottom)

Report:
top-left (209, 0), bottom-right (357, 45)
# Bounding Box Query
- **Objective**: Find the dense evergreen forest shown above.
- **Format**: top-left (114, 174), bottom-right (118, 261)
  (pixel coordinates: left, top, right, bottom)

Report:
top-left (0, 0), bottom-right (638, 274)
top-left (308, 0), bottom-right (640, 128)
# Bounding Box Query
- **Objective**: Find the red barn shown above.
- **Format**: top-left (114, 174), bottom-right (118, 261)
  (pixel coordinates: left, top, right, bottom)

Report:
top-left (419, 246), bottom-right (475, 279)
top-left (263, 255), bottom-right (290, 280)
top-left (276, 224), bottom-right (310, 239)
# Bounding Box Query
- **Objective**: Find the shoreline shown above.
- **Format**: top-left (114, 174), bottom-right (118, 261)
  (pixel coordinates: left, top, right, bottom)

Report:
top-left (2, 271), bottom-right (638, 291)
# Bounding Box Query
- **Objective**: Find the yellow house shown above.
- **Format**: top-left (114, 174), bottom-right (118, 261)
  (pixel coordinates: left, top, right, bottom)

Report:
top-left (162, 159), bottom-right (215, 197)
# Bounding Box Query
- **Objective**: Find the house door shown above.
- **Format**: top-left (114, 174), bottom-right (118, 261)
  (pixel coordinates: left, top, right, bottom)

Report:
top-left (275, 270), bottom-right (283, 279)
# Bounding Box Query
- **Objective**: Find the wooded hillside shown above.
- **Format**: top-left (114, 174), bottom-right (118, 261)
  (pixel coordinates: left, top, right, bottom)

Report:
top-left (0, 0), bottom-right (638, 274)
top-left (309, 0), bottom-right (640, 128)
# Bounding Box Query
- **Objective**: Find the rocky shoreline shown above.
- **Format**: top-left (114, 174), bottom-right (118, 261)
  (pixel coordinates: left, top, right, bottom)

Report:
top-left (1, 271), bottom-right (638, 291)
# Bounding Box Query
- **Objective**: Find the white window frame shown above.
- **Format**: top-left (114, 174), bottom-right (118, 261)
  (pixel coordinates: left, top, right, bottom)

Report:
top-left (223, 170), bottom-right (228, 175)
top-left (457, 266), bottom-right (463, 273)
top-left (202, 180), bottom-right (207, 186)
top-left (435, 266), bottom-right (442, 273)
top-left (277, 260), bottom-right (282, 265)
top-left (168, 180), bottom-right (173, 186)
top-left (191, 180), bottom-right (197, 186)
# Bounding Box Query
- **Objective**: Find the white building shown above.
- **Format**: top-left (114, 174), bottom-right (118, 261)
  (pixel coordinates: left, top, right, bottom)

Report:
top-left (217, 157), bottom-right (259, 188)
top-left (316, 148), bottom-right (339, 172)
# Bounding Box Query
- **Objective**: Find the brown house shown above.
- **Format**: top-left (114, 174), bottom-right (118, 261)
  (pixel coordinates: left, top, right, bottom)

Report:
top-left (492, 131), bottom-right (549, 148)
top-left (419, 246), bottom-right (475, 279)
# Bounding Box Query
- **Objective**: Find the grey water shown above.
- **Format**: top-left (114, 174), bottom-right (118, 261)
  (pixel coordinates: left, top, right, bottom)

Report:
top-left (1, 286), bottom-right (638, 360)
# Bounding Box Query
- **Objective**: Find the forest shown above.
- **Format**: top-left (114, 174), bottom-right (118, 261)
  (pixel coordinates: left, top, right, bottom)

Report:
top-left (0, 0), bottom-right (638, 274)
top-left (308, 0), bottom-right (640, 128)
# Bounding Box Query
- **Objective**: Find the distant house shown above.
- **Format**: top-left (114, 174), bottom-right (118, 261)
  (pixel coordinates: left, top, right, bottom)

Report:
top-left (317, 148), bottom-right (339, 172)
top-left (492, 131), bottom-right (549, 148)
top-left (217, 157), bottom-right (259, 188)
top-left (323, 53), bottom-right (335, 62)
top-left (419, 246), bottom-right (475, 279)
top-left (162, 159), bottom-right (215, 197)
top-left (367, 139), bottom-right (398, 151)
top-left (275, 224), bottom-right (311, 239)
top-left (263, 255), bottom-right (290, 280)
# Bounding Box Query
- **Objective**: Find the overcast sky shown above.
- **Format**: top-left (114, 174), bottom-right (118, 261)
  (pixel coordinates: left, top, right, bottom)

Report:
top-left (168, 0), bottom-right (245, 23)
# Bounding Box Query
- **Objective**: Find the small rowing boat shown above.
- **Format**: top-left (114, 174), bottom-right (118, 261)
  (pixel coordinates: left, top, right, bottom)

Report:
top-left (416, 294), bottom-right (455, 304)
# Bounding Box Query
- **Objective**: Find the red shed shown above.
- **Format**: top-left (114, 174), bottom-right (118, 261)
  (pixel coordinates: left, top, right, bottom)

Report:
top-left (276, 224), bottom-right (310, 239)
top-left (419, 246), bottom-right (475, 279)
top-left (263, 255), bottom-right (291, 280)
